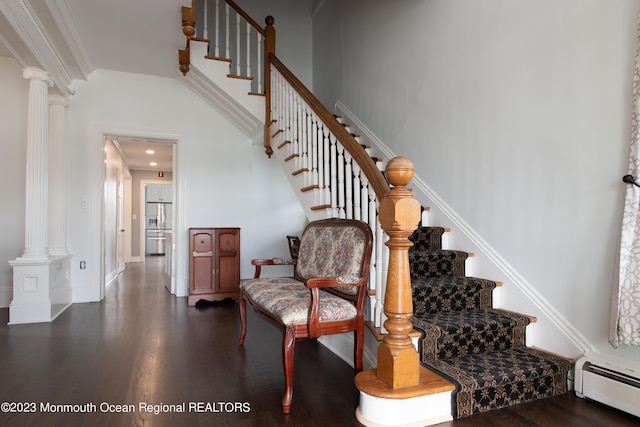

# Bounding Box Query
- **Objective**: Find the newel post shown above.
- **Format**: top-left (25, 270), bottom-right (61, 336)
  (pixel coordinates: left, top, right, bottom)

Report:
top-left (179, 1), bottom-right (196, 76)
top-left (264, 15), bottom-right (275, 158)
top-left (377, 157), bottom-right (421, 388)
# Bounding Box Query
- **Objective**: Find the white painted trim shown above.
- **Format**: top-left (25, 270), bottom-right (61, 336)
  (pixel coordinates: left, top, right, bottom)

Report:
top-left (356, 389), bottom-right (452, 427)
top-left (335, 100), bottom-right (594, 355)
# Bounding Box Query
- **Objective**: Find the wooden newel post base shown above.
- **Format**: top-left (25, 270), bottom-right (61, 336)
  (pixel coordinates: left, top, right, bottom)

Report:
top-left (377, 156), bottom-right (421, 389)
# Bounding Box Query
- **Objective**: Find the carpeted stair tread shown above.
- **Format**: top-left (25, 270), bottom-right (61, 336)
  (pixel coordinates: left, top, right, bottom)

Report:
top-left (409, 249), bottom-right (468, 278)
top-left (410, 226), bottom-right (445, 250)
top-left (412, 308), bottom-right (530, 361)
top-left (420, 347), bottom-right (572, 418)
top-left (412, 276), bottom-right (497, 314)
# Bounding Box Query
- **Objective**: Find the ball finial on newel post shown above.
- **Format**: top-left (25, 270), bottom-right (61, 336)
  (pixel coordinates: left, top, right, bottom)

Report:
top-left (377, 156), bottom-right (422, 389)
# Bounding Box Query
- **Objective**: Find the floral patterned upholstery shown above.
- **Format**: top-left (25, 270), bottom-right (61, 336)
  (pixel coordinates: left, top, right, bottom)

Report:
top-left (240, 222), bottom-right (369, 323)
top-left (295, 224), bottom-right (368, 295)
top-left (240, 277), bottom-right (357, 325)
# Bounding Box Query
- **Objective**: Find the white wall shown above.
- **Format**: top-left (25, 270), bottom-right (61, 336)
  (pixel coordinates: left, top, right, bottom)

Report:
top-left (0, 57), bottom-right (28, 307)
top-left (67, 69), bottom-right (306, 302)
top-left (313, 0), bottom-right (640, 363)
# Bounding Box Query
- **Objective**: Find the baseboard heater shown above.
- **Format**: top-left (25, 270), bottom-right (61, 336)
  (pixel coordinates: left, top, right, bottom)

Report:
top-left (575, 355), bottom-right (640, 418)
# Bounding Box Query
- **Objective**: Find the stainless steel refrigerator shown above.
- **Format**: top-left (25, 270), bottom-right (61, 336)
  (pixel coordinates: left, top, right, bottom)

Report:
top-left (145, 201), bottom-right (172, 255)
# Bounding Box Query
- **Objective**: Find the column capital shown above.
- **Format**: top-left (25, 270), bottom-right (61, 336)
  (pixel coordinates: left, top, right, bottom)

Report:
top-left (23, 67), bottom-right (53, 87)
top-left (49, 94), bottom-right (69, 107)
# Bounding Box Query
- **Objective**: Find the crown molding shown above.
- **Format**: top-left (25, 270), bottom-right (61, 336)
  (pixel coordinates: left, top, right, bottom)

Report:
top-left (42, 0), bottom-right (93, 78)
top-left (0, 0), bottom-right (93, 96)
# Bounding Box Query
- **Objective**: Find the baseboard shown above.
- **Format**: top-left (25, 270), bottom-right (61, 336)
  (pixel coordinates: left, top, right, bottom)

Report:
top-left (335, 100), bottom-right (593, 357)
top-left (72, 285), bottom-right (101, 303)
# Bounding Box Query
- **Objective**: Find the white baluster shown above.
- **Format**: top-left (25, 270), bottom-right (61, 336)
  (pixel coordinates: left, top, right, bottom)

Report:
top-left (214, 0), bottom-right (220, 56)
top-left (316, 122), bottom-right (324, 192)
top-left (319, 128), bottom-right (328, 205)
top-left (300, 105), bottom-right (308, 177)
top-left (225, 5), bottom-right (230, 59)
top-left (246, 23), bottom-right (251, 80)
top-left (353, 163), bottom-right (361, 220)
top-left (293, 96), bottom-right (301, 167)
top-left (368, 186), bottom-right (376, 237)
top-left (345, 152), bottom-right (353, 219)
top-left (236, 14), bottom-right (240, 75)
top-left (337, 144), bottom-right (345, 218)
top-left (257, 34), bottom-right (263, 93)
top-left (203, 0), bottom-right (209, 40)
top-left (330, 135), bottom-right (338, 213)
top-left (311, 114), bottom-right (318, 188)
top-left (361, 172), bottom-right (369, 223)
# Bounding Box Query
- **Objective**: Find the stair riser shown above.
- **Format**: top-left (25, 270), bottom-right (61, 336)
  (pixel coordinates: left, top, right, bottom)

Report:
top-left (410, 227), bottom-right (445, 250)
top-left (413, 282), bottom-right (494, 315)
top-left (409, 251), bottom-right (468, 278)
top-left (416, 323), bottom-right (527, 361)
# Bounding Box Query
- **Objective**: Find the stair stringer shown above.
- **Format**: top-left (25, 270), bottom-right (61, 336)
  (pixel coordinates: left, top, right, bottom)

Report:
top-left (178, 39), bottom-right (264, 144)
top-left (335, 100), bottom-right (593, 360)
top-left (270, 125), bottom-right (333, 221)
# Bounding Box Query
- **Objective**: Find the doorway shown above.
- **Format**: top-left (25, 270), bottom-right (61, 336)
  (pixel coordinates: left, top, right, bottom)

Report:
top-left (103, 134), bottom-right (177, 295)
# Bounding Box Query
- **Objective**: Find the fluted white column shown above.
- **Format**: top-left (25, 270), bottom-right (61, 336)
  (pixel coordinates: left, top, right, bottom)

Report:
top-left (48, 94), bottom-right (69, 256)
top-left (20, 67), bottom-right (53, 260)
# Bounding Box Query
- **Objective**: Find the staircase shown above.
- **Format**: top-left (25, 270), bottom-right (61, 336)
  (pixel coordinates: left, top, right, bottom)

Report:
top-left (409, 223), bottom-right (572, 418)
top-left (177, 0), bottom-right (573, 422)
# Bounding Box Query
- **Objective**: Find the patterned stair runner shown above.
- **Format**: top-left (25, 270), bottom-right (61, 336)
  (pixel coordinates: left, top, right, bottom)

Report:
top-left (409, 225), bottom-right (572, 418)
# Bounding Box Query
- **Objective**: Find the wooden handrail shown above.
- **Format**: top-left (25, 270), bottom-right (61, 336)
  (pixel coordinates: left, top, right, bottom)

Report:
top-left (223, 0), bottom-right (266, 37)
top-left (268, 53), bottom-right (390, 201)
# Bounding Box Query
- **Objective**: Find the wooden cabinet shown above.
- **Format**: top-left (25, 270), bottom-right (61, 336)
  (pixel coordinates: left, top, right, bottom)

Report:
top-left (188, 228), bottom-right (240, 306)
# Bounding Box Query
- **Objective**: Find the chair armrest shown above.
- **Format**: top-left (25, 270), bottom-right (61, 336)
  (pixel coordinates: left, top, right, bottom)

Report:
top-left (306, 275), bottom-right (366, 289)
top-left (250, 258), bottom-right (296, 278)
top-left (305, 276), bottom-right (367, 338)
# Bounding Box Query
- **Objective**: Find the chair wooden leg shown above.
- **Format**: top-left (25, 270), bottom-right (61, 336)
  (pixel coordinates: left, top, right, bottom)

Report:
top-left (239, 296), bottom-right (247, 344)
top-left (282, 327), bottom-right (295, 414)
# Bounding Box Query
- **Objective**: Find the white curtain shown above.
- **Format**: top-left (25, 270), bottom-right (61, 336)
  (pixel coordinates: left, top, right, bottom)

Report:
top-left (611, 13), bottom-right (640, 348)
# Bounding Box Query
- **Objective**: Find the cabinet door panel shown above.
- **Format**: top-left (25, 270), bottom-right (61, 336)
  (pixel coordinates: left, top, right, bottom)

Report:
top-left (217, 230), bottom-right (238, 253)
top-left (192, 256), bottom-right (213, 293)
top-left (193, 232), bottom-right (212, 253)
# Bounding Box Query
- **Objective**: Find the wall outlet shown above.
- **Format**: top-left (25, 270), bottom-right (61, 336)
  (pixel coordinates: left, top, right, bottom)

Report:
top-left (80, 261), bottom-right (86, 270)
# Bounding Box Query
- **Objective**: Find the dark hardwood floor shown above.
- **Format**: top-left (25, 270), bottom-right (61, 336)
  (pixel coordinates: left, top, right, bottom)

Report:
top-left (0, 257), bottom-right (638, 427)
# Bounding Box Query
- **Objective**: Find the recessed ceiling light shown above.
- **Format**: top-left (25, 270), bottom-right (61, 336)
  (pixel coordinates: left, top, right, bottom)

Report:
top-left (146, 149), bottom-right (155, 154)
top-left (150, 162), bottom-right (157, 166)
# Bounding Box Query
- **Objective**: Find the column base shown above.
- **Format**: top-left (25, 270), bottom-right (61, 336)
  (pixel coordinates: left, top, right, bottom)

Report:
top-left (8, 255), bottom-right (73, 324)
top-left (355, 367), bottom-right (456, 427)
